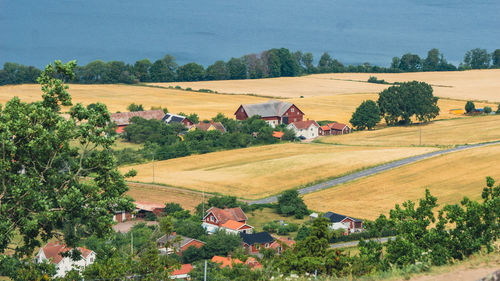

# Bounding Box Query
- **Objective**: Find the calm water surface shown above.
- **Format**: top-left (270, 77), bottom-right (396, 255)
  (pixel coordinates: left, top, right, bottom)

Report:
top-left (1, 0), bottom-right (499, 67)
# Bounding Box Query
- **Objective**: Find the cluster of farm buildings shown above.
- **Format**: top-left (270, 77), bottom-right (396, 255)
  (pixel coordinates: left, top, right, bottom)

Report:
top-left (37, 203), bottom-right (363, 278)
top-left (110, 99), bottom-right (351, 140)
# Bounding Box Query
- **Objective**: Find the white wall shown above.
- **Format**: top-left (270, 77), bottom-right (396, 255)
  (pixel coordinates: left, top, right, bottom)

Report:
top-left (287, 124), bottom-right (318, 139)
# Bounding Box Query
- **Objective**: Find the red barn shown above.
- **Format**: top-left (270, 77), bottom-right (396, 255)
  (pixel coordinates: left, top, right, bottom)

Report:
top-left (110, 110), bottom-right (165, 133)
top-left (235, 100), bottom-right (304, 127)
top-left (330, 123), bottom-right (352, 135)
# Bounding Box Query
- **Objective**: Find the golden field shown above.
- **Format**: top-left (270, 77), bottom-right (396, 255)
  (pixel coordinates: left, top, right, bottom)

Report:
top-left (150, 69), bottom-right (500, 102)
top-left (319, 115), bottom-right (500, 147)
top-left (121, 143), bottom-right (437, 200)
top-left (0, 84), bottom-right (495, 125)
top-left (303, 143), bottom-right (500, 220)
top-left (126, 183), bottom-right (204, 211)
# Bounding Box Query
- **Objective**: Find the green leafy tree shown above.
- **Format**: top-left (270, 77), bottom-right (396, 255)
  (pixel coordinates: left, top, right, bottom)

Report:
top-left (177, 62), bottom-right (205, 81)
top-left (484, 106), bottom-right (492, 114)
top-left (202, 230), bottom-right (242, 258)
top-left (295, 225), bottom-right (311, 241)
top-left (377, 81), bottom-right (439, 125)
top-left (205, 60), bottom-right (228, 80)
top-left (226, 58), bottom-right (247, 80)
top-left (492, 49), bottom-right (500, 68)
top-left (134, 58), bottom-right (152, 82)
top-left (398, 53), bottom-right (422, 72)
top-left (350, 100), bottom-right (381, 130)
top-left (277, 190), bottom-right (309, 219)
top-left (463, 48), bottom-right (491, 69)
top-left (127, 102), bottom-right (144, 112)
top-left (497, 104), bottom-right (500, 114)
top-left (0, 60), bottom-right (133, 258)
top-left (465, 100), bottom-right (476, 113)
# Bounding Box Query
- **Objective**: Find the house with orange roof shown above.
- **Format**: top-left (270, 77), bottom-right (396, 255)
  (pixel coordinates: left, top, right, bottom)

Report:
top-left (211, 256), bottom-right (262, 270)
top-left (287, 120), bottom-right (320, 139)
top-left (318, 125), bottom-right (332, 136)
top-left (202, 207), bottom-right (253, 234)
top-left (272, 131), bottom-right (285, 139)
top-left (171, 264), bottom-right (194, 280)
top-left (270, 236), bottom-right (296, 255)
top-left (35, 242), bottom-right (95, 278)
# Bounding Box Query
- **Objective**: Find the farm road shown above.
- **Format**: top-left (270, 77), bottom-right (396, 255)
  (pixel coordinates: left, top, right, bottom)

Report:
top-left (250, 141), bottom-right (500, 205)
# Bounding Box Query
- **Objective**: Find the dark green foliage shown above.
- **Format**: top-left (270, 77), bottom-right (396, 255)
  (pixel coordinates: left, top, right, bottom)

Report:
top-left (377, 81), bottom-right (439, 125)
top-left (350, 100), bottom-right (381, 130)
top-left (127, 102), bottom-right (144, 111)
top-left (164, 202), bottom-right (184, 215)
top-left (295, 225), bottom-right (311, 241)
top-left (484, 106), bottom-right (492, 114)
top-left (181, 245), bottom-right (205, 264)
top-left (174, 218), bottom-right (207, 240)
top-left (463, 48), bottom-right (491, 69)
top-left (226, 57), bottom-right (247, 79)
top-left (367, 76), bottom-right (388, 84)
top-left (492, 49), bottom-right (500, 68)
top-left (0, 62), bottom-right (41, 85)
top-left (497, 104), bottom-right (500, 114)
top-left (144, 212), bottom-right (157, 221)
top-left (0, 60), bottom-right (133, 258)
top-left (277, 190), bottom-right (309, 219)
top-left (398, 53), bottom-right (422, 72)
top-left (465, 100), bottom-right (476, 113)
top-left (202, 230), bottom-right (242, 258)
top-left (205, 60), bottom-right (228, 80)
top-left (124, 169), bottom-right (137, 178)
top-left (133, 58), bottom-right (152, 82)
top-left (278, 223), bottom-right (299, 235)
top-left (177, 62), bottom-right (205, 81)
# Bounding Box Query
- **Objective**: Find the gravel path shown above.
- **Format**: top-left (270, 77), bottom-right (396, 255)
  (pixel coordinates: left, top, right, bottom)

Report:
top-left (250, 141), bottom-right (500, 205)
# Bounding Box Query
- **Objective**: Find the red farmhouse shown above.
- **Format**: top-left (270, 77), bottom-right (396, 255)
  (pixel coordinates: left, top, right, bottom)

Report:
top-left (235, 100), bottom-right (304, 127)
top-left (110, 110), bottom-right (165, 133)
top-left (202, 207), bottom-right (252, 234)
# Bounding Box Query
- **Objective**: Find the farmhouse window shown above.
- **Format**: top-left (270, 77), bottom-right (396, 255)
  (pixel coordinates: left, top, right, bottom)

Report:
top-left (291, 108), bottom-right (294, 112)
top-left (265, 243), bottom-right (269, 248)
top-left (241, 108), bottom-right (244, 112)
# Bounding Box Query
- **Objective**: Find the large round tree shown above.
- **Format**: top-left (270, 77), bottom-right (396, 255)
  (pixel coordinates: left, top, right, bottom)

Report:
top-left (0, 61), bottom-right (134, 258)
top-left (377, 81), bottom-right (440, 125)
top-left (350, 100), bottom-right (381, 130)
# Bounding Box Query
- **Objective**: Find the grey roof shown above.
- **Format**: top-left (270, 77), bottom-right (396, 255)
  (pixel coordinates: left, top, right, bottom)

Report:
top-left (156, 234), bottom-right (204, 248)
top-left (323, 212), bottom-right (362, 223)
top-left (162, 113), bottom-right (187, 124)
top-left (240, 232), bottom-right (274, 246)
top-left (241, 100), bottom-right (294, 118)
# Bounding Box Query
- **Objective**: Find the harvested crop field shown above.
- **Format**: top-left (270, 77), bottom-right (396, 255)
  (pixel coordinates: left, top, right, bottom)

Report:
top-left (0, 84), bottom-right (494, 125)
top-left (125, 182), bottom-right (204, 211)
top-left (319, 115), bottom-right (500, 147)
top-left (149, 69), bottom-right (500, 102)
top-left (316, 69), bottom-right (500, 102)
top-left (121, 143), bottom-right (437, 200)
top-left (303, 143), bottom-right (500, 220)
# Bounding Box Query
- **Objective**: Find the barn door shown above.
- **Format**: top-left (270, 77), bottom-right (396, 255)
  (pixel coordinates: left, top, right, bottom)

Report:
top-left (282, 117), bottom-right (289, 124)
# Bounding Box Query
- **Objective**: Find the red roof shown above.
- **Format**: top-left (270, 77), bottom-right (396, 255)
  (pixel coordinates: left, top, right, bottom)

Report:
top-left (110, 110), bottom-right (165, 126)
top-left (193, 122), bottom-right (226, 133)
top-left (330, 123), bottom-right (349, 130)
top-left (272, 236), bottom-right (296, 248)
top-left (211, 256), bottom-right (243, 268)
top-left (320, 125), bottom-right (331, 131)
top-left (221, 220), bottom-right (249, 230)
top-left (172, 264), bottom-right (194, 276)
top-left (290, 120), bottom-right (319, 130)
top-left (206, 207), bottom-right (248, 224)
top-left (41, 243), bottom-right (93, 265)
top-left (272, 131), bottom-right (285, 138)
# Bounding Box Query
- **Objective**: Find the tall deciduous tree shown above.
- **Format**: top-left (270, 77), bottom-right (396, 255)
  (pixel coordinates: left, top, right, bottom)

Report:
top-left (0, 60), bottom-right (133, 257)
top-left (377, 81), bottom-right (439, 125)
top-left (350, 100), bottom-right (381, 130)
top-left (463, 48), bottom-right (491, 69)
top-left (491, 49), bottom-right (500, 68)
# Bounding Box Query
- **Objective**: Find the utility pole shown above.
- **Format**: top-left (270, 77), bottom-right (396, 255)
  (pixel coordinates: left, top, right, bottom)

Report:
top-left (131, 232), bottom-right (133, 255)
top-left (202, 186), bottom-right (205, 219)
top-left (152, 151), bottom-right (155, 183)
top-left (204, 260), bottom-right (207, 281)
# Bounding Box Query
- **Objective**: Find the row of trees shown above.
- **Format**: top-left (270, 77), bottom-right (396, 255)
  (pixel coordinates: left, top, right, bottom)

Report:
top-left (350, 81), bottom-right (440, 130)
top-left (2, 48), bottom-right (500, 85)
top-left (115, 113), bottom-right (296, 165)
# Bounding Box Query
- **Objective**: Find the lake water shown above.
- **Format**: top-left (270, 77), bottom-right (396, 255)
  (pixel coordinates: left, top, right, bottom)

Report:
top-left (1, 0), bottom-right (499, 68)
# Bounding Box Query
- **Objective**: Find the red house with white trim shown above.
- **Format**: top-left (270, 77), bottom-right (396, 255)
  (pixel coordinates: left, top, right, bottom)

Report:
top-left (202, 207), bottom-right (253, 234)
top-left (330, 123), bottom-right (352, 135)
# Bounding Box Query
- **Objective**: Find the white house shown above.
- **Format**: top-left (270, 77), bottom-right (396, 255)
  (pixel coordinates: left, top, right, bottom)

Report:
top-left (287, 120), bottom-right (320, 139)
top-left (35, 242), bottom-right (95, 277)
top-left (323, 212), bottom-right (364, 234)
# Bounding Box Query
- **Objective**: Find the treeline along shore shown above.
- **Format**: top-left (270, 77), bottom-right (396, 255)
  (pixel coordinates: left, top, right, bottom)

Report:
top-left (1, 47), bottom-right (499, 86)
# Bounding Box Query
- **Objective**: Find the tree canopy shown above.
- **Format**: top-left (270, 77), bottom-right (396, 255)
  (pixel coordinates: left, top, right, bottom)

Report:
top-left (350, 100), bottom-right (381, 130)
top-left (377, 81), bottom-right (440, 125)
top-left (0, 60), bottom-right (133, 258)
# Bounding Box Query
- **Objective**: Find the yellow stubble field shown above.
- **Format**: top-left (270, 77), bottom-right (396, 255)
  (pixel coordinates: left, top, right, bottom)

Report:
top-left (149, 69), bottom-right (500, 102)
top-left (120, 143), bottom-right (438, 200)
top-left (303, 143), bottom-right (500, 220)
top-left (0, 84), bottom-right (495, 125)
top-left (319, 115), bottom-right (500, 147)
